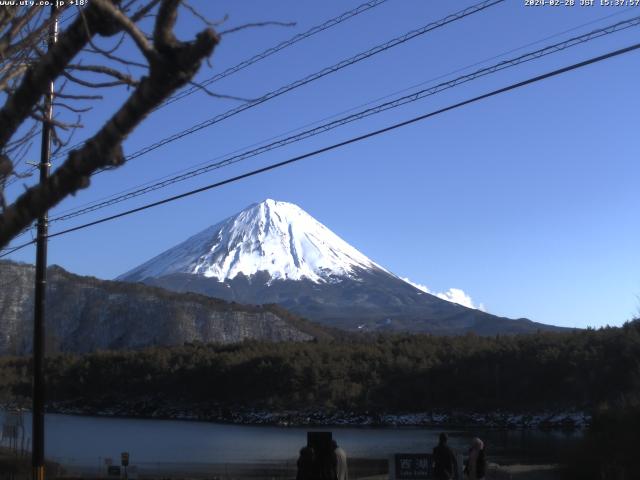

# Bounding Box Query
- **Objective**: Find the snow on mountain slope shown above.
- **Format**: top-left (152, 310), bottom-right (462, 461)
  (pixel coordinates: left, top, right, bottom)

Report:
top-left (119, 199), bottom-right (388, 284)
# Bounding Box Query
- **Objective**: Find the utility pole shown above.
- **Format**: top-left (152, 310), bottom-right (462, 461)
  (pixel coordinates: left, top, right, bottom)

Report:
top-left (33, 6), bottom-right (57, 480)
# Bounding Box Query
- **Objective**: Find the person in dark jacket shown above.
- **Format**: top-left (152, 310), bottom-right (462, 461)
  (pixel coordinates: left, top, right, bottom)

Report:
top-left (432, 432), bottom-right (457, 480)
top-left (296, 446), bottom-right (316, 480)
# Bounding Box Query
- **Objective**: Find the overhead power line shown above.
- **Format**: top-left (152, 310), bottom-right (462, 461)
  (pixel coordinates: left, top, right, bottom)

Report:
top-left (20, 41), bottom-right (635, 246)
top-left (44, 0), bottom-right (390, 163)
top-left (11, 4), bottom-right (633, 192)
top-left (46, 14), bottom-right (640, 224)
top-left (47, 7), bottom-right (638, 219)
top-left (50, 0), bottom-right (505, 166)
top-left (3, 40), bottom-right (639, 257)
top-left (0, 239), bottom-right (36, 257)
top-left (159, 0), bottom-right (390, 109)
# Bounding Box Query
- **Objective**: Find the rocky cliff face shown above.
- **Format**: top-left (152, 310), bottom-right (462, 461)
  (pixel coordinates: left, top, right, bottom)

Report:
top-left (0, 261), bottom-right (33, 354)
top-left (0, 261), bottom-right (316, 355)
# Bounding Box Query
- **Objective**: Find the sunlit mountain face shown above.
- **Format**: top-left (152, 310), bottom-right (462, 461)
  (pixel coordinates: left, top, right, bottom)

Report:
top-left (119, 199), bottom-right (565, 335)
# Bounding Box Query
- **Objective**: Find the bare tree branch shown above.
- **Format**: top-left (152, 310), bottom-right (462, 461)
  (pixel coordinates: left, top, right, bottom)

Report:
top-left (87, 31), bottom-right (126, 56)
top-left (4, 6), bottom-right (41, 45)
top-left (130, 0), bottom-right (162, 23)
top-left (89, 0), bottom-right (155, 61)
top-left (51, 115), bottom-right (82, 155)
top-left (62, 69), bottom-right (132, 89)
top-left (0, 62), bottom-right (28, 92)
top-left (0, 6), bottom-right (62, 61)
top-left (8, 136), bottom-right (33, 169)
top-left (29, 111), bottom-right (82, 130)
top-left (5, 122), bottom-right (39, 153)
top-left (0, 6), bottom-right (40, 58)
top-left (0, 8), bottom-right (19, 32)
top-left (182, 1), bottom-right (226, 28)
top-left (153, 0), bottom-right (180, 50)
top-left (52, 102), bottom-right (93, 114)
top-left (0, 0), bottom-right (123, 150)
top-left (84, 43), bottom-right (148, 70)
top-left (68, 63), bottom-right (139, 86)
top-left (55, 92), bottom-right (104, 100)
top-left (0, 0), bottom-right (219, 247)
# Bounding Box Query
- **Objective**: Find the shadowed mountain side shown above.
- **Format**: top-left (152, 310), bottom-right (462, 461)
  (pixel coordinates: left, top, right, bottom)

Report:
top-left (117, 200), bottom-right (566, 335)
top-left (143, 267), bottom-right (566, 335)
top-left (0, 261), bottom-right (332, 355)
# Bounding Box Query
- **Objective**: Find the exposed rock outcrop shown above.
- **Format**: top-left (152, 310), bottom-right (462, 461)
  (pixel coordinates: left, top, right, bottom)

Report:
top-left (0, 261), bottom-right (317, 355)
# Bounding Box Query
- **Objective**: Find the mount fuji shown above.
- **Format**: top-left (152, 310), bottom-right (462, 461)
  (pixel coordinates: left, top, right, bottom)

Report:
top-left (119, 199), bottom-right (560, 335)
top-left (121, 199), bottom-right (387, 285)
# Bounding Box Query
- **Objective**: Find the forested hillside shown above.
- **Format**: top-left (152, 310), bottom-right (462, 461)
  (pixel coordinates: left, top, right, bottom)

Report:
top-left (1, 320), bottom-right (638, 415)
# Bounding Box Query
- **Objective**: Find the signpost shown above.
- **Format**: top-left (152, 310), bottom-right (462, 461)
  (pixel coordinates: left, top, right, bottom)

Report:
top-left (107, 466), bottom-right (121, 477)
top-left (390, 453), bottom-right (433, 480)
top-left (121, 452), bottom-right (129, 480)
top-left (128, 465), bottom-right (138, 480)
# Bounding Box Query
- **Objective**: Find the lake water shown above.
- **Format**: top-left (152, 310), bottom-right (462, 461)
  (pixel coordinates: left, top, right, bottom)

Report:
top-left (0, 411), bottom-right (583, 476)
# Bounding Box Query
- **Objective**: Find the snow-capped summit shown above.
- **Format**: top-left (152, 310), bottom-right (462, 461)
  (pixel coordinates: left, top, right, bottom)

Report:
top-left (118, 199), bottom-right (557, 335)
top-left (119, 199), bottom-right (386, 284)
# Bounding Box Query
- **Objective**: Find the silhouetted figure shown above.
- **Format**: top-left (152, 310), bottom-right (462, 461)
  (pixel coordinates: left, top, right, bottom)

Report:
top-left (297, 446), bottom-right (316, 480)
top-left (432, 432), bottom-right (457, 480)
top-left (307, 432), bottom-right (335, 480)
top-left (464, 437), bottom-right (486, 480)
top-left (332, 440), bottom-right (348, 480)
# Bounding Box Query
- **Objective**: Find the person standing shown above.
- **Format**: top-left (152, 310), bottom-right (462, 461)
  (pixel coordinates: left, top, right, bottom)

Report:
top-left (432, 432), bottom-right (457, 480)
top-left (464, 437), bottom-right (486, 480)
top-left (296, 445), bottom-right (315, 480)
top-left (332, 440), bottom-right (348, 480)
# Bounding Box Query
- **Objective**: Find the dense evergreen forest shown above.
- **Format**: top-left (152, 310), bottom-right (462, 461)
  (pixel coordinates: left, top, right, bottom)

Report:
top-left (1, 320), bottom-right (638, 415)
top-left (1, 321), bottom-right (639, 478)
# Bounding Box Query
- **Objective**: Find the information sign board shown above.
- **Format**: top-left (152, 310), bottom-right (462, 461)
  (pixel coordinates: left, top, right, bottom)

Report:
top-left (392, 453), bottom-right (432, 480)
top-left (107, 466), bottom-right (121, 476)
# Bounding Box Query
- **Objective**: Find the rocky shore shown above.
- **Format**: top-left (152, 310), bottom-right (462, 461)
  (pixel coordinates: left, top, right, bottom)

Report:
top-left (3, 400), bottom-right (590, 430)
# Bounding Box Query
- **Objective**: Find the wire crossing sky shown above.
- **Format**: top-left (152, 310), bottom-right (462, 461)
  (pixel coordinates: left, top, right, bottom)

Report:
top-left (42, 14), bottom-right (640, 225)
top-left (82, 0), bottom-right (505, 172)
top-left (1, 36), bottom-right (636, 257)
top-left (3, 0), bottom-right (639, 329)
top-left (46, 0), bottom-right (392, 164)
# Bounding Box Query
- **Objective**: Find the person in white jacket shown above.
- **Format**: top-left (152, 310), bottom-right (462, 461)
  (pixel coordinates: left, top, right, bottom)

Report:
top-left (332, 440), bottom-right (348, 480)
top-left (465, 437), bottom-right (486, 480)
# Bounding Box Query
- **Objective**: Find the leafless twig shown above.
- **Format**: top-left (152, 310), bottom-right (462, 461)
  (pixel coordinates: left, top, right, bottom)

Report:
top-left (0, 0), bottom-right (220, 247)
top-left (187, 80), bottom-right (255, 102)
top-left (68, 63), bottom-right (139, 86)
top-left (182, 1), bottom-right (227, 28)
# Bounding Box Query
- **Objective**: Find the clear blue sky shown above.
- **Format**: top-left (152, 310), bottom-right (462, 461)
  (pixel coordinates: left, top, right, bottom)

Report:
top-left (5, 0), bottom-right (640, 328)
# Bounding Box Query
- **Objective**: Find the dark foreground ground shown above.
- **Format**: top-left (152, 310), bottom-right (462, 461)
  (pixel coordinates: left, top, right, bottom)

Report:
top-left (1, 447), bottom-right (563, 480)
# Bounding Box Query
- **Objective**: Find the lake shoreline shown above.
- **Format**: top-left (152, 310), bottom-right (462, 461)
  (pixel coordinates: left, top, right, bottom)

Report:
top-left (0, 409), bottom-right (581, 479)
top-left (2, 401), bottom-right (590, 430)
